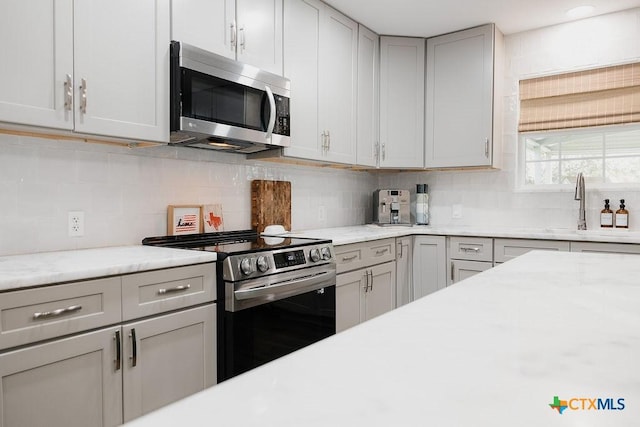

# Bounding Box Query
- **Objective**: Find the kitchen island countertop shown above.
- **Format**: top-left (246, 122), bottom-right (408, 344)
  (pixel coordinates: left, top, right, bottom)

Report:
top-left (0, 246), bottom-right (217, 291)
top-left (125, 250), bottom-right (640, 426)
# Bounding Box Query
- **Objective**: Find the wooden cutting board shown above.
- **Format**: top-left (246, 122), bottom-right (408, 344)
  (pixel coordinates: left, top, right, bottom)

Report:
top-left (251, 180), bottom-right (291, 233)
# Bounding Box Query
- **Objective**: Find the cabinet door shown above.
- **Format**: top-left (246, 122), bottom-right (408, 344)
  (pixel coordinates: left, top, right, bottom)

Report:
top-left (356, 25), bottom-right (379, 167)
top-left (319, 6), bottom-right (357, 164)
top-left (283, 0), bottom-right (322, 161)
top-left (451, 260), bottom-right (492, 284)
top-left (336, 269), bottom-right (365, 332)
top-left (365, 262), bottom-right (396, 321)
top-left (494, 238), bottom-right (570, 263)
top-left (425, 24), bottom-right (494, 168)
top-left (570, 241), bottom-right (640, 254)
top-left (395, 237), bottom-right (413, 307)
top-left (379, 36), bottom-right (425, 168)
top-left (73, 0), bottom-right (170, 142)
top-left (171, 0), bottom-right (235, 60)
top-left (0, 0), bottom-right (73, 130)
top-left (412, 236), bottom-right (446, 300)
top-left (122, 304), bottom-right (216, 422)
top-left (0, 327), bottom-right (122, 427)
top-left (237, 0), bottom-right (283, 75)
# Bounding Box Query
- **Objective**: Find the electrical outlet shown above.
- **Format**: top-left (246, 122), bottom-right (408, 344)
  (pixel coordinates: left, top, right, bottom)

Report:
top-left (68, 211), bottom-right (85, 237)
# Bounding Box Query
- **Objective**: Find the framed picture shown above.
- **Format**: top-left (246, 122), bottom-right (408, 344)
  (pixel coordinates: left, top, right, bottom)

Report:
top-left (203, 204), bottom-right (224, 233)
top-left (167, 205), bottom-right (202, 235)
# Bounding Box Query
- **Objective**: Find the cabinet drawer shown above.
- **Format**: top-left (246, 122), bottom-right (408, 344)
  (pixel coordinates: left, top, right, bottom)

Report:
top-left (494, 238), bottom-right (570, 263)
top-left (122, 263), bottom-right (216, 320)
top-left (0, 277), bottom-right (122, 350)
top-left (449, 236), bottom-right (493, 262)
top-left (570, 241), bottom-right (640, 254)
top-left (335, 238), bottom-right (396, 274)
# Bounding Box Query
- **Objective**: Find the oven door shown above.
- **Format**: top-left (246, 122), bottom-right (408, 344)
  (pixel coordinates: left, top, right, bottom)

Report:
top-left (222, 266), bottom-right (336, 381)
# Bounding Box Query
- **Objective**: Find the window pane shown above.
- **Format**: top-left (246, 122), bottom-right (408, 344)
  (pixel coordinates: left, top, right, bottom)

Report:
top-left (561, 134), bottom-right (603, 159)
top-left (605, 128), bottom-right (640, 157)
top-left (525, 136), bottom-right (559, 161)
top-left (605, 157), bottom-right (640, 183)
top-left (525, 161), bottom-right (559, 185)
top-left (560, 159), bottom-right (603, 184)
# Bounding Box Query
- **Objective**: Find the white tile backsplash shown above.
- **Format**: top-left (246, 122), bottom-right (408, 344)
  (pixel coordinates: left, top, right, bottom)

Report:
top-left (0, 136), bottom-right (377, 256)
top-left (379, 8), bottom-right (640, 231)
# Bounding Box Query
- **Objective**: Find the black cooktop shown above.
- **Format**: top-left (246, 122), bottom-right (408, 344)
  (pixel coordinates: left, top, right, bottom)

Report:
top-left (142, 230), bottom-right (330, 256)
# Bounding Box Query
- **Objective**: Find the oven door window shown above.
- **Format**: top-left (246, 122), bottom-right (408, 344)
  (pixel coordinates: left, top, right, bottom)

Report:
top-left (181, 68), bottom-right (268, 132)
top-left (223, 286), bottom-right (335, 380)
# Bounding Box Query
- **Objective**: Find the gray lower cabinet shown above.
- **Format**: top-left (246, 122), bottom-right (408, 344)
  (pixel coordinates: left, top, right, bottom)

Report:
top-left (412, 236), bottom-right (446, 300)
top-left (336, 261), bottom-right (396, 333)
top-left (0, 262), bottom-right (216, 426)
top-left (0, 327), bottom-right (122, 427)
top-left (335, 239), bottom-right (396, 332)
top-left (570, 241), bottom-right (640, 254)
top-left (448, 236), bottom-right (494, 285)
top-left (395, 236), bottom-right (413, 307)
top-left (494, 238), bottom-right (570, 263)
top-left (122, 304), bottom-right (215, 422)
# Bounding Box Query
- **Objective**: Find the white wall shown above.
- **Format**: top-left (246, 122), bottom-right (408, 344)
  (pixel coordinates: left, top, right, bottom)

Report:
top-left (0, 134), bottom-right (376, 256)
top-left (379, 8), bottom-right (640, 230)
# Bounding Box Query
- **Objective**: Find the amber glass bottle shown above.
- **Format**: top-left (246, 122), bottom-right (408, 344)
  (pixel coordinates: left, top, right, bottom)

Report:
top-left (615, 199), bottom-right (629, 229)
top-left (600, 199), bottom-right (613, 228)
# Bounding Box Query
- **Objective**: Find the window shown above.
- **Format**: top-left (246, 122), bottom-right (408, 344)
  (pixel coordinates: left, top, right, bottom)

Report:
top-left (518, 62), bottom-right (640, 187)
top-left (522, 125), bottom-right (640, 185)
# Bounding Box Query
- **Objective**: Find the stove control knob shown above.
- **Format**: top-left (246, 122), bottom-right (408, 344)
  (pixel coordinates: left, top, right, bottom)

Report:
top-left (309, 248), bottom-right (321, 262)
top-left (240, 258), bottom-right (254, 276)
top-left (321, 247), bottom-right (332, 260)
top-left (256, 256), bottom-right (269, 272)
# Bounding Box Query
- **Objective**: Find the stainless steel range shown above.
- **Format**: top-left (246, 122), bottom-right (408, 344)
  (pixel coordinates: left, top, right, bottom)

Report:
top-left (142, 230), bottom-right (336, 381)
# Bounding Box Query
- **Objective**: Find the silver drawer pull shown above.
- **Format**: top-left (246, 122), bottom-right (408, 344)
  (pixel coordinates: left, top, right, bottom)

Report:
top-left (375, 248), bottom-right (389, 256)
top-left (157, 284), bottom-right (191, 295)
top-left (341, 254), bottom-right (358, 262)
top-left (461, 247), bottom-right (481, 253)
top-left (33, 304), bottom-right (82, 320)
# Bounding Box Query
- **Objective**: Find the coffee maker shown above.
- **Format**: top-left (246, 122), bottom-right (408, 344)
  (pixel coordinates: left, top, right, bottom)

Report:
top-left (372, 189), bottom-right (411, 225)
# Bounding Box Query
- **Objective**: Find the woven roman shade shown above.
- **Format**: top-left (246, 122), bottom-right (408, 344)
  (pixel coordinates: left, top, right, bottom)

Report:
top-left (519, 62), bottom-right (640, 132)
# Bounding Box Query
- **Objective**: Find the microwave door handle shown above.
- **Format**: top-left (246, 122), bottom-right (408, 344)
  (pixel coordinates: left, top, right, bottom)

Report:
top-left (264, 85), bottom-right (276, 140)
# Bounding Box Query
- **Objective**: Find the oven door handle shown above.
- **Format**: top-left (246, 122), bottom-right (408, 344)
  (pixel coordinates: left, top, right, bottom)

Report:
top-left (234, 271), bottom-right (333, 301)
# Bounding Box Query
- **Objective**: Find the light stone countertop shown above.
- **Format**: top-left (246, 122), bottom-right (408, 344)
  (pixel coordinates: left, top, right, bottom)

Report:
top-left (280, 224), bottom-right (640, 245)
top-left (124, 250), bottom-right (640, 427)
top-left (0, 246), bottom-right (217, 292)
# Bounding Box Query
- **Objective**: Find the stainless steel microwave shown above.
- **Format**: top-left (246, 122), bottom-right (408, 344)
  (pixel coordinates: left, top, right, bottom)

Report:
top-left (169, 41), bottom-right (290, 153)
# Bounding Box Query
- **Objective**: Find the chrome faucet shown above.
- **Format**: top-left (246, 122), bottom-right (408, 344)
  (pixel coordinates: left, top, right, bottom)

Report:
top-left (574, 172), bottom-right (587, 230)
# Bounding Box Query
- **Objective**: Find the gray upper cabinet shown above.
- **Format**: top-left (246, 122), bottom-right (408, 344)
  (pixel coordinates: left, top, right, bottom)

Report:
top-left (283, 0), bottom-right (357, 165)
top-left (171, 0), bottom-right (283, 75)
top-left (0, 0), bottom-right (170, 143)
top-left (379, 36), bottom-right (425, 168)
top-left (425, 24), bottom-right (503, 169)
top-left (356, 24), bottom-right (379, 167)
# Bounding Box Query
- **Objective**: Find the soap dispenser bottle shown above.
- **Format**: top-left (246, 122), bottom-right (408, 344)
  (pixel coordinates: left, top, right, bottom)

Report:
top-left (615, 199), bottom-right (629, 229)
top-left (600, 199), bottom-right (613, 228)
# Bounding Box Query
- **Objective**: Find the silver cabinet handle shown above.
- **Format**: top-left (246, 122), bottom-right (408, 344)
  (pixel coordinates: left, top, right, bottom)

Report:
top-left (129, 328), bottom-right (137, 367)
top-left (321, 131), bottom-right (328, 154)
top-left (485, 137), bottom-right (489, 158)
top-left (230, 21), bottom-right (237, 49)
top-left (79, 78), bottom-right (87, 114)
top-left (460, 247), bottom-right (481, 253)
top-left (368, 270), bottom-right (373, 291)
top-left (374, 141), bottom-right (380, 163)
top-left (327, 130), bottom-right (331, 151)
top-left (397, 242), bottom-right (403, 259)
top-left (157, 284), bottom-right (190, 295)
top-left (382, 142), bottom-right (386, 161)
top-left (239, 27), bottom-right (246, 52)
top-left (451, 261), bottom-right (455, 282)
top-left (33, 304), bottom-right (82, 319)
top-left (64, 74), bottom-right (72, 111)
top-left (114, 330), bottom-right (121, 371)
top-left (341, 254), bottom-right (358, 262)
top-left (375, 248), bottom-right (389, 256)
